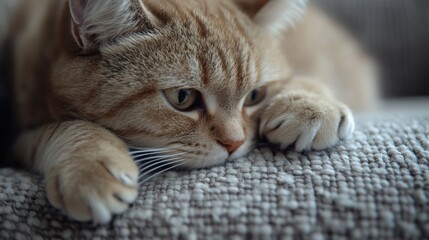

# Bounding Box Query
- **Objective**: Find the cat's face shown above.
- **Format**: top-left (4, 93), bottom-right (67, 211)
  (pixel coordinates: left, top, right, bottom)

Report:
top-left (58, 0), bottom-right (306, 168)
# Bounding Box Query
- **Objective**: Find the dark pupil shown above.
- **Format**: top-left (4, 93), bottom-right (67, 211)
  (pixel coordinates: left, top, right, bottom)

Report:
top-left (251, 90), bottom-right (258, 102)
top-left (178, 90), bottom-right (189, 104)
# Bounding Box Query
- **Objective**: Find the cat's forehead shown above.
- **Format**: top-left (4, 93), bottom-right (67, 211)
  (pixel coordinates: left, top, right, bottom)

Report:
top-left (103, 0), bottom-right (285, 102)
top-left (112, 4), bottom-right (262, 76)
top-left (167, 1), bottom-right (262, 87)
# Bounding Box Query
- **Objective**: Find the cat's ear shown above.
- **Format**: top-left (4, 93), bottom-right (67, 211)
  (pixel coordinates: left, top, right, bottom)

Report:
top-left (68, 0), bottom-right (158, 51)
top-left (234, 0), bottom-right (308, 35)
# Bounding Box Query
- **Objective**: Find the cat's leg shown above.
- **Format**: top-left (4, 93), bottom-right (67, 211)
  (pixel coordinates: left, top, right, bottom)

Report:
top-left (260, 77), bottom-right (355, 151)
top-left (14, 120), bottom-right (138, 223)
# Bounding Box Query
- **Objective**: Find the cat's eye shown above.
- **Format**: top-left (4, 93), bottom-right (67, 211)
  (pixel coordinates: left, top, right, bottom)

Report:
top-left (164, 88), bottom-right (199, 111)
top-left (244, 86), bottom-right (267, 106)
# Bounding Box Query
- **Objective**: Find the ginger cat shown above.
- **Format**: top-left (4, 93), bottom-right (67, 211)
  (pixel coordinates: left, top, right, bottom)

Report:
top-left (1, 0), bottom-right (377, 223)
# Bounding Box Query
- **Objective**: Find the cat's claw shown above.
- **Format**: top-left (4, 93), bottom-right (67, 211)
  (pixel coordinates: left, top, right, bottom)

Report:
top-left (45, 153), bottom-right (138, 224)
top-left (338, 107), bottom-right (355, 140)
top-left (260, 92), bottom-right (354, 152)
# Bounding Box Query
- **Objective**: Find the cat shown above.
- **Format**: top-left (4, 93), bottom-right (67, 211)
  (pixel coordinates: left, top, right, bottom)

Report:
top-left (1, 0), bottom-right (377, 223)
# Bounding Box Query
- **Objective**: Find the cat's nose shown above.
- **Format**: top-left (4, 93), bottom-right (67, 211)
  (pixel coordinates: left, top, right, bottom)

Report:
top-left (218, 139), bottom-right (245, 154)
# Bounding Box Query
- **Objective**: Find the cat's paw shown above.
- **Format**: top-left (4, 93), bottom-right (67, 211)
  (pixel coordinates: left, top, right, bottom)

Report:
top-left (260, 92), bottom-right (354, 151)
top-left (45, 151), bottom-right (138, 224)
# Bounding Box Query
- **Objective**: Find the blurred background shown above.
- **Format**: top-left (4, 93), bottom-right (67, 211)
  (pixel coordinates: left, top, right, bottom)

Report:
top-left (316, 0), bottom-right (429, 98)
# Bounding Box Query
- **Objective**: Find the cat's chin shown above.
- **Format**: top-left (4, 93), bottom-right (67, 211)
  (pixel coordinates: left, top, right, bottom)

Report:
top-left (227, 141), bottom-right (255, 161)
top-left (184, 143), bottom-right (253, 169)
top-left (188, 153), bottom-right (229, 169)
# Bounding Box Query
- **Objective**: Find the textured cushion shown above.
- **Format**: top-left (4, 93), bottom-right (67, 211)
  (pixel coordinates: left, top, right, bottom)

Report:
top-left (1, 102), bottom-right (428, 239)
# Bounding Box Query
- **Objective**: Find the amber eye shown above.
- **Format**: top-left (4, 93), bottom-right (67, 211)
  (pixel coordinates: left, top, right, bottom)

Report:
top-left (244, 86), bottom-right (267, 106)
top-left (164, 88), bottom-right (199, 111)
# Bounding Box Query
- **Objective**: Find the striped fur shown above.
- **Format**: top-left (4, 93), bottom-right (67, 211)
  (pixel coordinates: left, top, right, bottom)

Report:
top-left (5, 0), bottom-right (376, 223)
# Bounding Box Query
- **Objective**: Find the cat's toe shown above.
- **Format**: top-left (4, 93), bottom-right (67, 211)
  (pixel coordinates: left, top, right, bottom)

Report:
top-left (113, 186), bottom-right (139, 204)
top-left (338, 107), bottom-right (355, 140)
top-left (311, 105), bottom-right (354, 150)
top-left (88, 198), bottom-right (112, 223)
top-left (263, 116), bottom-right (300, 150)
top-left (294, 121), bottom-right (321, 152)
top-left (45, 154), bottom-right (138, 224)
top-left (260, 94), bottom-right (354, 152)
top-left (101, 154), bottom-right (138, 187)
top-left (46, 173), bottom-right (64, 210)
top-left (56, 177), bottom-right (137, 224)
top-left (87, 183), bottom-right (137, 224)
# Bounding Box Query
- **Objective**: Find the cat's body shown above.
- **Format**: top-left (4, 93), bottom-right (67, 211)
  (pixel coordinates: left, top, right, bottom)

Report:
top-left (1, 0), bottom-right (377, 223)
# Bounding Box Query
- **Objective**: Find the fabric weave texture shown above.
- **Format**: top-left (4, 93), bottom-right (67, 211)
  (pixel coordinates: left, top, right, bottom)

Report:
top-left (1, 110), bottom-right (428, 239)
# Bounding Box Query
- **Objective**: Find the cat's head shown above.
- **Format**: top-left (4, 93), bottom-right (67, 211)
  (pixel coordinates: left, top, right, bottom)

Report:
top-left (56, 0), bottom-right (307, 168)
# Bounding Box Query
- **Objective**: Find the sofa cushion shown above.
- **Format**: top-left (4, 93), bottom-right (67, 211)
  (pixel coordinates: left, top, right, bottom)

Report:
top-left (1, 105), bottom-right (428, 239)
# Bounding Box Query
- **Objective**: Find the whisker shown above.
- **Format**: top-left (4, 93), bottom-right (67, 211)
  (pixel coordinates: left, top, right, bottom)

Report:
top-left (137, 157), bottom-right (184, 171)
top-left (138, 160), bottom-right (189, 185)
top-left (134, 156), bottom-right (168, 164)
top-left (130, 149), bottom-right (178, 157)
top-left (138, 157), bottom-right (185, 179)
top-left (130, 147), bottom-right (177, 153)
top-left (127, 144), bottom-right (190, 185)
top-left (132, 152), bottom-right (185, 161)
top-left (135, 155), bottom-right (185, 167)
top-left (129, 145), bottom-right (181, 152)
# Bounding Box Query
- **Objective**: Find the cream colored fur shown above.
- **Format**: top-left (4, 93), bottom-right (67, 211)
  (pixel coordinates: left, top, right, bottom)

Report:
top-left (3, 0), bottom-right (377, 223)
top-left (254, 0), bottom-right (307, 34)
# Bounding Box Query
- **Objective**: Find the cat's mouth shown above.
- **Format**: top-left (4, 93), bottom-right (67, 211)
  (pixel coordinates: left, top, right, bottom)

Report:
top-left (129, 136), bottom-right (255, 183)
top-left (129, 139), bottom-right (255, 184)
top-left (129, 144), bottom-right (227, 183)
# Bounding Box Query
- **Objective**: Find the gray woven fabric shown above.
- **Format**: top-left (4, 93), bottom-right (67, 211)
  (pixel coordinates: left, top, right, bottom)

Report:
top-left (1, 106), bottom-right (429, 239)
